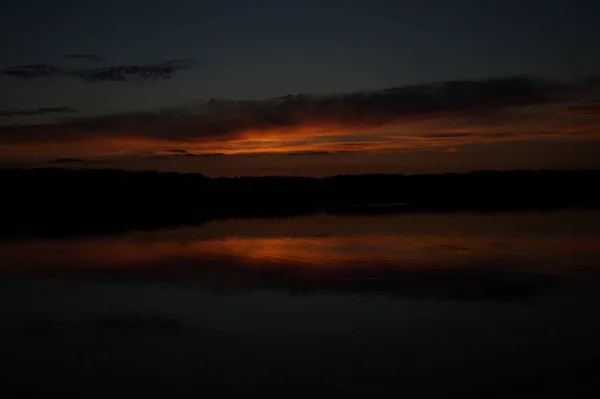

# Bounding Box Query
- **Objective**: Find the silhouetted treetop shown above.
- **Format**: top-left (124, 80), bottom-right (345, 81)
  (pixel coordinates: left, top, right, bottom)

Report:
top-left (1, 168), bottom-right (599, 237)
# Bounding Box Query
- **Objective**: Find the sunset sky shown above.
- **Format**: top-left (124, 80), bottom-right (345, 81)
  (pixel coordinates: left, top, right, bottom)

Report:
top-left (1, 0), bottom-right (600, 176)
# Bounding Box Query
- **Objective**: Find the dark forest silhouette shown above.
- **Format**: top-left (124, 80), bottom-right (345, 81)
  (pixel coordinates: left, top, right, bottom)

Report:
top-left (2, 168), bottom-right (599, 237)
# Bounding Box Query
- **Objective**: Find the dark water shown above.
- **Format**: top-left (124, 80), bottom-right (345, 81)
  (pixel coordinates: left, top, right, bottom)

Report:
top-left (2, 210), bottom-right (600, 397)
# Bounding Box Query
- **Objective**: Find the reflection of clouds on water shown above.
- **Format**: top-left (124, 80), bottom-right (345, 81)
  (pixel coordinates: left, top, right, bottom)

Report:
top-left (1, 211), bottom-right (600, 397)
top-left (0, 210), bottom-right (599, 303)
top-left (1, 232), bottom-right (600, 273)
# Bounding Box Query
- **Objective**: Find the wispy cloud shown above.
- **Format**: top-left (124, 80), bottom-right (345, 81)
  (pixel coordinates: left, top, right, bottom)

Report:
top-left (48, 158), bottom-right (85, 163)
top-left (423, 132), bottom-right (517, 139)
top-left (47, 157), bottom-right (111, 164)
top-left (287, 151), bottom-right (336, 156)
top-left (0, 106), bottom-right (78, 117)
top-left (74, 59), bottom-right (195, 82)
top-left (558, 104), bottom-right (600, 115)
top-left (62, 54), bottom-right (102, 62)
top-left (2, 64), bottom-right (61, 79)
top-left (147, 150), bottom-right (228, 159)
top-left (164, 149), bottom-right (188, 154)
top-left (195, 152), bottom-right (227, 158)
top-left (1, 59), bottom-right (194, 82)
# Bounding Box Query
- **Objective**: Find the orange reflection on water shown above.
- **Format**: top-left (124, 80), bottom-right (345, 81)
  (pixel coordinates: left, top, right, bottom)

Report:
top-left (1, 230), bottom-right (600, 277)
top-left (191, 234), bottom-right (600, 273)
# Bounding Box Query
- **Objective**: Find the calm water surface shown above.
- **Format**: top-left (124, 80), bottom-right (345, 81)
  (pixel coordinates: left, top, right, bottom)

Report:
top-left (1, 210), bottom-right (600, 397)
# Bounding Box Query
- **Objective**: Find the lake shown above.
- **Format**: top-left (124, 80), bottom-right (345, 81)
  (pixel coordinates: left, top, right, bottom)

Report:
top-left (2, 209), bottom-right (600, 397)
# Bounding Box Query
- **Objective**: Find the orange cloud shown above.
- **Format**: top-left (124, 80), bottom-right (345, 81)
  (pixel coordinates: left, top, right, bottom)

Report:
top-left (1, 76), bottom-right (600, 160)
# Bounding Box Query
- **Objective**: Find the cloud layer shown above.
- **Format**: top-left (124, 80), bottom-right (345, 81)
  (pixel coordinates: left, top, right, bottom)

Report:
top-left (1, 76), bottom-right (599, 158)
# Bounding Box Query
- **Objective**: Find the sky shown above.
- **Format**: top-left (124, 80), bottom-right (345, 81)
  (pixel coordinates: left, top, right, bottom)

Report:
top-left (1, 0), bottom-right (600, 176)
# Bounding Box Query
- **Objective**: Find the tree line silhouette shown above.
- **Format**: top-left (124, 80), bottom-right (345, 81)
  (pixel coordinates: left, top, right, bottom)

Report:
top-left (2, 168), bottom-right (599, 237)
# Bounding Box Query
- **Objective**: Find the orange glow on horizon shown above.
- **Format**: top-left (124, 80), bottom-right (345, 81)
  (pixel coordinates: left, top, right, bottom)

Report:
top-left (2, 107), bottom-right (600, 160)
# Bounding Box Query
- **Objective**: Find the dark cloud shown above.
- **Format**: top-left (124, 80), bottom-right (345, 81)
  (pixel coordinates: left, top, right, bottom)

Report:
top-left (0, 106), bottom-right (78, 117)
top-left (425, 132), bottom-right (518, 139)
top-left (287, 151), bottom-right (335, 156)
top-left (74, 59), bottom-right (195, 82)
top-left (486, 132), bottom-right (519, 138)
top-left (62, 54), bottom-right (102, 62)
top-left (275, 94), bottom-right (296, 100)
top-left (196, 153), bottom-right (227, 158)
top-left (142, 155), bottom-right (174, 162)
top-left (174, 152), bottom-right (228, 158)
top-left (537, 131), bottom-right (560, 136)
top-left (165, 149), bottom-right (188, 154)
top-left (161, 149), bottom-right (226, 157)
top-left (47, 158), bottom-right (85, 164)
top-left (38, 107), bottom-right (78, 113)
top-left (1, 59), bottom-right (194, 82)
top-left (1, 64), bottom-right (62, 79)
top-left (0, 76), bottom-right (596, 146)
top-left (559, 105), bottom-right (600, 115)
top-left (425, 133), bottom-right (474, 138)
top-left (47, 158), bottom-right (110, 164)
top-left (147, 151), bottom-right (228, 159)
